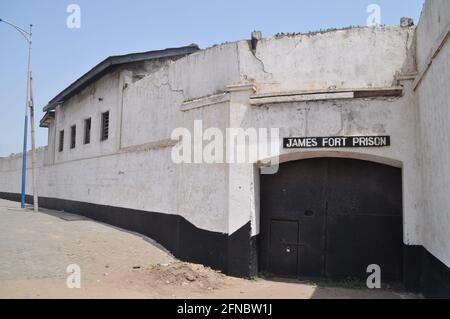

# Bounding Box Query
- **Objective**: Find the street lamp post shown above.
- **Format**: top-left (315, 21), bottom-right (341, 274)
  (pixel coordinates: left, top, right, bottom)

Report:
top-left (0, 18), bottom-right (39, 213)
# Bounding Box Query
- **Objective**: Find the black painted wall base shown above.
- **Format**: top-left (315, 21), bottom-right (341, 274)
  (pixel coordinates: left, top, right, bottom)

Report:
top-left (1, 192), bottom-right (449, 298)
top-left (407, 245), bottom-right (450, 299)
top-left (403, 245), bottom-right (450, 298)
top-left (0, 192), bottom-right (253, 278)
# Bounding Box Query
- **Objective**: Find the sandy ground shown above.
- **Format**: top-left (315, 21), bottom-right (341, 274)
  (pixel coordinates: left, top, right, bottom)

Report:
top-left (0, 199), bottom-right (420, 299)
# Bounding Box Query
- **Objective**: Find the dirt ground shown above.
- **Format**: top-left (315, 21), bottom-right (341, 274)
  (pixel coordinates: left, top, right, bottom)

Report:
top-left (0, 199), bottom-right (420, 299)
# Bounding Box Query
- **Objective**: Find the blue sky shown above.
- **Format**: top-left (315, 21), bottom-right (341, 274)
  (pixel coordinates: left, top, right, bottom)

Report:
top-left (0, 0), bottom-right (424, 156)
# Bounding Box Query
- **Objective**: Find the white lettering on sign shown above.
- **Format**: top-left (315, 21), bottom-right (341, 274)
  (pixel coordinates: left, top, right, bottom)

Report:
top-left (285, 137), bottom-right (318, 148)
top-left (284, 136), bottom-right (390, 149)
top-left (323, 137), bottom-right (348, 147)
top-left (352, 136), bottom-right (388, 147)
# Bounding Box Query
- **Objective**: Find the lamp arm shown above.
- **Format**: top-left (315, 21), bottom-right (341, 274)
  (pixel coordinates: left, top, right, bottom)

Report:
top-left (0, 18), bottom-right (32, 43)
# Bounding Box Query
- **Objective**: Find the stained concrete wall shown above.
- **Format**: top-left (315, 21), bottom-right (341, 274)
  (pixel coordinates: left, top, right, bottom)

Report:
top-left (415, 0), bottom-right (450, 72)
top-left (121, 43), bottom-right (240, 149)
top-left (232, 85), bottom-right (422, 244)
top-left (0, 46), bottom-right (238, 234)
top-left (0, 26), bottom-right (425, 248)
top-left (415, 0), bottom-right (450, 267)
top-left (227, 27), bottom-right (420, 241)
top-left (238, 26), bottom-right (416, 94)
top-left (118, 44), bottom-right (241, 233)
top-left (52, 71), bottom-right (121, 164)
top-left (1, 7), bottom-right (449, 292)
top-left (0, 147), bottom-right (47, 198)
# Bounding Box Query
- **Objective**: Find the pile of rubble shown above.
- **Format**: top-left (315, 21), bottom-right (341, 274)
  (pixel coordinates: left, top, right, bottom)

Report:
top-left (139, 262), bottom-right (229, 291)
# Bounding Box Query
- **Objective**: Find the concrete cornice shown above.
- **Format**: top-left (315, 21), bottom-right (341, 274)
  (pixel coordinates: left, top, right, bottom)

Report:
top-left (250, 87), bottom-right (403, 105)
top-left (225, 83), bottom-right (257, 93)
top-left (250, 92), bottom-right (354, 105)
top-left (181, 92), bottom-right (230, 112)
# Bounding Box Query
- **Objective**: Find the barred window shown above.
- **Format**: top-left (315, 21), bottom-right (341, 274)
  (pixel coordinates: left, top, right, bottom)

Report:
top-left (84, 118), bottom-right (91, 144)
top-left (101, 111), bottom-right (109, 141)
top-left (59, 130), bottom-right (64, 152)
top-left (70, 125), bottom-right (76, 149)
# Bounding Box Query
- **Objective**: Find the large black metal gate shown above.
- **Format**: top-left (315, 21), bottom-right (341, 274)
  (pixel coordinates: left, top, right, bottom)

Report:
top-left (259, 158), bottom-right (403, 281)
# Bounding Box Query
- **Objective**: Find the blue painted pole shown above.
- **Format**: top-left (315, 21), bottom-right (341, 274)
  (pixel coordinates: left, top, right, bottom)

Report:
top-left (0, 19), bottom-right (33, 210)
top-left (21, 114), bottom-right (28, 208)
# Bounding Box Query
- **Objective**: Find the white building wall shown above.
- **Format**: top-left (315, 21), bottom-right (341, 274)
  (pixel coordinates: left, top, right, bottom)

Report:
top-left (121, 43), bottom-right (241, 149)
top-left (225, 27), bottom-right (421, 242)
top-left (238, 27), bottom-right (416, 94)
top-left (0, 147), bottom-right (46, 197)
top-left (0, 26), bottom-right (428, 247)
top-left (227, 83), bottom-right (422, 243)
top-left (44, 121), bottom-right (55, 165)
top-left (177, 102), bottom-right (230, 233)
top-left (415, 0), bottom-right (450, 267)
top-left (118, 43), bottom-right (242, 233)
top-left (0, 46), bottom-right (240, 234)
top-left (53, 71), bottom-right (120, 163)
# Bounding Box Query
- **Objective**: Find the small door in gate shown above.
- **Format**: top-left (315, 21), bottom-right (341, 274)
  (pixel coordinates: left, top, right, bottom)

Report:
top-left (269, 220), bottom-right (299, 277)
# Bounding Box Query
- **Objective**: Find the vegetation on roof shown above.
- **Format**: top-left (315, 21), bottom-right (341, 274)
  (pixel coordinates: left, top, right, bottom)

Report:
top-left (273, 25), bottom-right (381, 39)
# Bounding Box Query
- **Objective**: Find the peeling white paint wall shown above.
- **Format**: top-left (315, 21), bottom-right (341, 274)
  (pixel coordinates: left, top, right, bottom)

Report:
top-left (225, 27), bottom-right (421, 240)
top-left (415, 0), bottom-right (450, 267)
top-left (234, 85), bottom-right (422, 243)
top-left (53, 71), bottom-right (121, 163)
top-left (237, 27), bottom-right (416, 94)
top-left (0, 22), bottom-right (445, 265)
